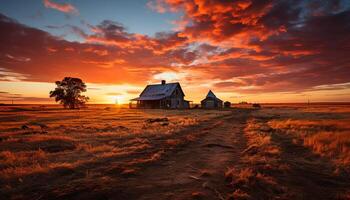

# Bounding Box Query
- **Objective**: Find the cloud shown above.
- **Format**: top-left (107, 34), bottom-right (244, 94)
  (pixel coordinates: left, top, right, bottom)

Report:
top-left (147, 0), bottom-right (168, 13)
top-left (126, 89), bottom-right (141, 94)
top-left (1, 0), bottom-right (350, 98)
top-left (149, 0), bottom-right (350, 93)
top-left (153, 71), bottom-right (187, 82)
top-left (214, 81), bottom-right (246, 88)
top-left (0, 91), bottom-right (48, 103)
top-left (87, 87), bottom-right (101, 90)
top-left (105, 92), bottom-right (123, 96)
top-left (0, 68), bottom-right (28, 82)
top-left (43, 0), bottom-right (79, 15)
top-left (83, 20), bottom-right (189, 56)
top-left (5, 54), bottom-right (31, 62)
top-left (0, 14), bottom-right (192, 85)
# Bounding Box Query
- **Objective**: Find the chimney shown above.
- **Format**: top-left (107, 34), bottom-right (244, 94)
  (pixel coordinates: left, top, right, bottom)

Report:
top-left (161, 80), bottom-right (166, 85)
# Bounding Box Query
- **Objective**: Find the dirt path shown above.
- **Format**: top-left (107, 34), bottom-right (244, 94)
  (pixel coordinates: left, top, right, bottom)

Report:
top-left (109, 111), bottom-right (251, 200)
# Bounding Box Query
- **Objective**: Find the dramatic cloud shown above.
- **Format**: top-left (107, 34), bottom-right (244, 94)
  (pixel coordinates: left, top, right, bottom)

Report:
top-left (1, 0), bottom-right (350, 101)
top-left (151, 0), bottom-right (350, 93)
top-left (0, 14), bottom-right (192, 85)
top-left (43, 0), bottom-right (79, 14)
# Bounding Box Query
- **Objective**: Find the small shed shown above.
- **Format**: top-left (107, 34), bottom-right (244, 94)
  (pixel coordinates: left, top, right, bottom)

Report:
top-left (130, 80), bottom-right (190, 109)
top-left (201, 90), bottom-right (223, 108)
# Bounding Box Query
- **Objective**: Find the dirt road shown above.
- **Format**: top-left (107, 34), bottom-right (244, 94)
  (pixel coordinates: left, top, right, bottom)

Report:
top-left (112, 111), bottom-right (251, 200)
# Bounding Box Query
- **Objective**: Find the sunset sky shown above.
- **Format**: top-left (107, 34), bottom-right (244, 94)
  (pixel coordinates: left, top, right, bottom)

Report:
top-left (0, 0), bottom-right (350, 104)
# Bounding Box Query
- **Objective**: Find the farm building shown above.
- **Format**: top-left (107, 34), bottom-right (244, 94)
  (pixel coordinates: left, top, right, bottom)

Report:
top-left (201, 90), bottom-right (223, 108)
top-left (130, 80), bottom-right (190, 109)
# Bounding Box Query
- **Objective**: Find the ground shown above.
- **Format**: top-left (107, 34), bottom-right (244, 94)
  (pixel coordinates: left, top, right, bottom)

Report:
top-left (0, 104), bottom-right (350, 199)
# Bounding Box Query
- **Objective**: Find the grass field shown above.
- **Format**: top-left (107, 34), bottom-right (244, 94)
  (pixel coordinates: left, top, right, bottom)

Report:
top-left (226, 104), bottom-right (350, 199)
top-left (0, 104), bottom-right (350, 199)
top-left (0, 105), bottom-right (231, 199)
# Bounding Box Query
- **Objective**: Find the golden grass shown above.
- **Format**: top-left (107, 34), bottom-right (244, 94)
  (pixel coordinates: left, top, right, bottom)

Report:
top-left (226, 118), bottom-right (285, 199)
top-left (268, 118), bottom-right (350, 170)
top-left (0, 162), bottom-right (75, 179)
top-left (243, 119), bottom-right (281, 161)
top-left (3, 104), bottom-right (348, 198)
top-left (76, 144), bottom-right (115, 153)
top-left (165, 139), bottom-right (181, 146)
top-left (225, 106), bottom-right (350, 199)
top-left (0, 105), bottom-right (230, 184)
top-left (304, 131), bottom-right (350, 166)
top-left (0, 149), bottom-right (47, 166)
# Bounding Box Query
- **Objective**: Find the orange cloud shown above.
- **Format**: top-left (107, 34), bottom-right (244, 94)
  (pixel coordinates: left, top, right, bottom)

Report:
top-left (147, 0), bottom-right (168, 13)
top-left (1, 0), bottom-right (350, 98)
top-left (82, 20), bottom-right (189, 56)
top-left (43, 0), bottom-right (78, 14)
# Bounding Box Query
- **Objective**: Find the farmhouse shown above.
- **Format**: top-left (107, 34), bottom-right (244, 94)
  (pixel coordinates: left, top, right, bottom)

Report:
top-left (201, 90), bottom-right (223, 108)
top-left (130, 80), bottom-right (190, 109)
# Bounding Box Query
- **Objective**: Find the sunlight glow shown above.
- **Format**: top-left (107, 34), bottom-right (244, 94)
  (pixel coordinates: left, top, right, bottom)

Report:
top-left (113, 96), bottom-right (125, 105)
top-left (153, 72), bottom-right (187, 82)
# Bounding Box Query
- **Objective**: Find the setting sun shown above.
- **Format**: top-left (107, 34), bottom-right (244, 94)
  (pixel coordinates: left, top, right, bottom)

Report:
top-left (113, 96), bottom-right (125, 105)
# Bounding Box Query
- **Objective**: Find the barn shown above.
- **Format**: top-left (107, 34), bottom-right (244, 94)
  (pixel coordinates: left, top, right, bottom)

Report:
top-left (201, 90), bottom-right (223, 108)
top-left (130, 80), bottom-right (190, 109)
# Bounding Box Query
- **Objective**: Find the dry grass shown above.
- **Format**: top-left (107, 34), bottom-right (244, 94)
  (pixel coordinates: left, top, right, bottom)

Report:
top-left (226, 105), bottom-right (350, 199)
top-left (2, 104), bottom-right (349, 199)
top-left (225, 118), bottom-right (287, 199)
top-left (268, 117), bottom-right (350, 171)
top-left (0, 105), bottom-right (231, 198)
top-left (233, 105), bottom-right (350, 199)
top-left (0, 162), bottom-right (76, 179)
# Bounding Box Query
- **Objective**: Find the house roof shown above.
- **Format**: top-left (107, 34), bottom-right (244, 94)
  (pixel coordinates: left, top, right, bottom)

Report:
top-left (131, 82), bottom-right (184, 101)
top-left (206, 90), bottom-right (217, 98)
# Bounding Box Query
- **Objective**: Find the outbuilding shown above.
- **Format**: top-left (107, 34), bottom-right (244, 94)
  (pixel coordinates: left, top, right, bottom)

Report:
top-left (201, 90), bottom-right (223, 108)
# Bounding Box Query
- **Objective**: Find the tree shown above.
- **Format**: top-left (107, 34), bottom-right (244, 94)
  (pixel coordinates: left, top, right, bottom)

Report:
top-left (50, 77), bottom-right (89, 109)
top-left (224, 101), bottom-right (231, 108)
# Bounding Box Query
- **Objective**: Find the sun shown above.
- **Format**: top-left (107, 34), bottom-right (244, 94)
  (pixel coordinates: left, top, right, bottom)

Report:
top-left (114, 96), bottom-right (125, 105)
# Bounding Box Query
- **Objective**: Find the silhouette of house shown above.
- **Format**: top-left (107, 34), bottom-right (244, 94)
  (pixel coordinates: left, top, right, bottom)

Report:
top-left (201, 90), bottom-right (223, 108)
top-left (130, 80), bottom-right (190, 109)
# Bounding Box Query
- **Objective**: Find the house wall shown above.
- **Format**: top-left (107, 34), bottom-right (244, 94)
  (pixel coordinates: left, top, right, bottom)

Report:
top-left (201, 98), bottom-right (223, 108)
top-left (138, 100), bottom-right (161, 109)
top-left (204, 100), bottom-right (215, 108)
top-left (169, 87), bottom-right (185, 108)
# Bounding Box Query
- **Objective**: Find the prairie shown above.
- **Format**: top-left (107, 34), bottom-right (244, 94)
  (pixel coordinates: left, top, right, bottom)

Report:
top-left (0, 104), bottom-right (350, 199)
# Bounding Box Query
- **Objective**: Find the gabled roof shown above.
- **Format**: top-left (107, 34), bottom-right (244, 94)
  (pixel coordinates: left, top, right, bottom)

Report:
top-left (131, 82), bottom-right (184, 101)
top-left (202, 90), bottom-right (223, 102)
top-left (206, 90), bottom-right (217, 98)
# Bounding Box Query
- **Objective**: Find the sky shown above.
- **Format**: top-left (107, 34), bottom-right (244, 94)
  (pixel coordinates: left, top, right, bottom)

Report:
top-left (0, 0), bottom-right (350, 104)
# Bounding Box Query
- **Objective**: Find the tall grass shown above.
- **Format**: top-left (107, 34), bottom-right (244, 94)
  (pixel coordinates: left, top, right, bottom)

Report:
top-left (268, 119), bottom-right (350, 171)
top-left (0, 106), bottom-right (229, 182)
top-left (226, 118), bottom-right (286, 199)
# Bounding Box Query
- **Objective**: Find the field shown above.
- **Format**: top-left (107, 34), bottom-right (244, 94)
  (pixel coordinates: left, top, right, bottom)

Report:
top-left (0, 104), bottom-right (350, 199)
